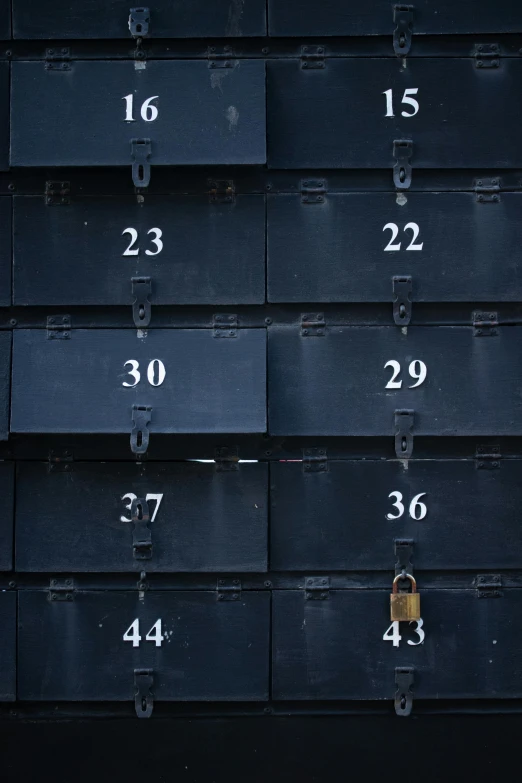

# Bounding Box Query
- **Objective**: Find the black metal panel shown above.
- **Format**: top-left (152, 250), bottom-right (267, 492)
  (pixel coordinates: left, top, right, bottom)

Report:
top-left (0, 332), bottom-right (10, 441)
top-left (18, 590), bottom-right (270, 701)
top-left (271, 459), bottom-right (521, 571)
top-left (0, 592), bottom-right (15, 701)
top-left (268, 325), bottom-right (522, 436)
top-left (11, 61), bottom-right (266, 167)
top-left (268, 192), bottom-right (522, 303)
top-left (13, 0), bottom-right (266, 38)
top-left (0, 197), bottom-right (12, 306)
top-left (0, 4), bottom-right (10, 39)
top-left (16, 461), bottom-right (268, 572)
top-left (268, 0), bottom-right (522, 36)
top-left (267, 59), bottom-right (522, 169)
top-left (14, 195), bottom-right (265, 306)
top-left (0, 62), bottom-right (8, 171)
top-left (0, 462), bottom-right (14, 572)
top-left (11, 328), bottom-right (266, 434)
top-left (273, 588), bottom-right (522, 700)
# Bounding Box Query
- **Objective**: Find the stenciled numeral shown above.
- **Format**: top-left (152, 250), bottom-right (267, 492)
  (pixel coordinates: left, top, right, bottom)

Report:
top-left (383, 88), bottom-right (419, 118)
top-left (123, 618), bottom-right (164, 647)
top-left (384, 359), bottom-right (427, 389)
top-left (386, 491), bottom-right (427, 520)
top-left (120, 493), bottom-right (164, 523)
top-left (383, 619), bottom-right (425, 648)
top-left (383, 222), bottom-right (423, 251)
top-left (122, 94), bottom-right (159, 122)
top-left (122, 227), bottom-right (163, 256)
top-left (122, 359), bottom-right (166, 388)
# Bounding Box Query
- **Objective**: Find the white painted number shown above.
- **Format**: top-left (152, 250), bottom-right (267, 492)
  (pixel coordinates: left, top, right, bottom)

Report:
top-left (120, 493), bottom-right (164, 523)
top-left (383, 222), bottom-right (423, 251)
top-left (122, 94), bottom-right (159, 122)
top-left (383, 87), bottom-right (420, 118)
top-left (122, 227), bottom-right (163, 256)
top-left (383, 619), bottom-right (425, 648)
top-left (122, 360), bottom-right (166, 387)
top-left (123, 619), bottom-right (164, 647)
top-left (384, 360), bottom-right (427, 389)
top-left (386, 492), bottom-right (427, 520)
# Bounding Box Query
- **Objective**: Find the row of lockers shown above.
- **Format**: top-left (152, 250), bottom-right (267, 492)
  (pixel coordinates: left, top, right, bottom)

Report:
top-left (0, 586), bottom-right (521, 705)
top-left (0, 326), bottom-right (520, 442)
top-left (1, 0), bottom-right (521, 39)
top-left (0, 458), bottom-right (521, 572)
top-left (0, 190), bottom-right (519, 305)
top-left (0, 58), bottom-right (521, 172)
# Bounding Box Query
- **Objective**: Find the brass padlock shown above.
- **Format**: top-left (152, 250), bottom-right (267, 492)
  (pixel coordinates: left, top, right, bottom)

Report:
top-left (390, 573), bottom-right (420, 622)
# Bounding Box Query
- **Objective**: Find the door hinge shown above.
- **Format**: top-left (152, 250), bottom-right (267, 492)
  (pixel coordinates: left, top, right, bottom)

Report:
top-left (134, 669), bottom-right (154, 719)
top-left (393, 5), bottom-right (414, 56)
top-left (132, 277), bottom-right (152, 328)
top-left (131, 139), bottom-right (151, 188)
top-left (130, 405), bottom-right (152, 456)
top-left (476, 574), bottom-right (502, 598)
top-left (394, 539), bottom-right (414, 578)
top-left (301, 313), bottom-right (325, 337)
top-left (131, 497), bottom-right (152, 560)
top-left (474, 43), bottom-right (500, 68)
top-left (48, 578), bottom-right (75, 602)
top-left (215, 446), bottom-right (240, 472)
top-left (302, 447), bottom-right (328, 473)
top-left (217, 578), bottom-right (242, 601)
top-left (475, 444), bottom-right (501, 470)
top-left (301, 179), bottom-right (326, 204)
top-left (473, 311), bottom-right (498, 336)
top-left (48, 449), bottom-right (73, 473)
top-left (475, 177), bottom-right (500, 203)
top-left (45, 47), bottom-right (70, 71)
top-left (129, 7), bottom-right (150, 37)
top-left (305, 576), bottom-right (330, 601)
top-left (207, 45), bottom-right (235, 68)
top-left (213, 313), bottom-right (238, 337)
top-left (45, 180), bottom-right (70, 206)
top-left (395, 667), bottom-right (414, 717)
top-left (393, 140), bottom-right (413, 190)
top-left (208, 178), bottom-right (235, 204)
top-left (300, 45), bottom-right (326, 69)
top-left (47, 315), bottom-right (71, 340)
top-left (392, 276), bottom-right (412, 326)
top-left (394, 410), bottom-right (414, 460)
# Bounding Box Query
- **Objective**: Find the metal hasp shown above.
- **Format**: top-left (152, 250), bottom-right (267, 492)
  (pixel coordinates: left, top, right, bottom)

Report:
top-left (395, 667), bottom-right (414, 716)
top-left (474, 43), bottom-right (500, 69)
top-left (392, 276), bottom-right (412, 326)
top-left (300, 45), bottom-right (326, 70)
top-left (46, 315), bottom-right (71, 340)
top-left (473, 311), bottom-right (498, 337)
top-left (131, 277), bottom-right (152, 327)
top-left (393, 5), bottom-right (414, 56)
top-left (130, 497), bottom-right (152, 560)
top-left (301, 179), bottom-right (326, 204)
top-left (476, 574), bottom-right (502, 599)
top-left (394, 539), bottom-right (414, 577)
top-left (394, 410), bottom-right (414, 459)
top-left (393, 140), bottom-right (413, 189)
top-left (131, 139), bottom-right (151, 188)
top-left (130, 405), bottom-right (152, 455)
top-left (48, 578), bottom-right (75, 602)
top-left (302, 447), bottom-right (328, 473)
top-left (475, 444), bottom-right (501, 470)
top-left (217, 578), bottom-right (242, 601)
top-left (305, 576), bottom-right (330, 600)
top-left (129, 7), bottom-right (150, 38)
top-left (134, 669), bottom-right (154, 718)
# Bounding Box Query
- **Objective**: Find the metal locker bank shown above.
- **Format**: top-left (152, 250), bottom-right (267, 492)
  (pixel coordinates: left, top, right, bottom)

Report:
top-left (2, 0), bottom-right (522, 780)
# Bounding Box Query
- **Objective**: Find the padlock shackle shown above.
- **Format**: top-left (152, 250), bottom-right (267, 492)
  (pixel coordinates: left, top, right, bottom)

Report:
top-left (392, 573), bottom-right (417, 593)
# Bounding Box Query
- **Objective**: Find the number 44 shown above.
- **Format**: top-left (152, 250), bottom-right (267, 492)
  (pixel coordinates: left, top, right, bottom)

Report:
top-left (123, 618), bottom-right (164, 647)
top-left (383, 619), bottom-right (425, 648)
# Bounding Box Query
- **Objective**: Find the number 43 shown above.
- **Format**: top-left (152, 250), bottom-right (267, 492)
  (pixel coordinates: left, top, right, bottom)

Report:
top-left (383, 619), bottom-right (425, 648)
